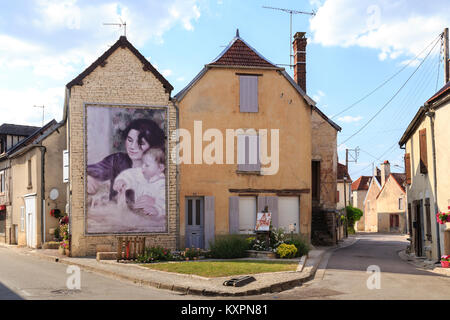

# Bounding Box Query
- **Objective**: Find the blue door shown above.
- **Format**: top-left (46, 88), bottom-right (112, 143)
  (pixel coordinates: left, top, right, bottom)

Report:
top-left (185, 197), bottom-right (204, 249)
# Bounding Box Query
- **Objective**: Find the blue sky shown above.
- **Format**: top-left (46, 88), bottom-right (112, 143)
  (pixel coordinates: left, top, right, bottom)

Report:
top-left (1, 0), bottom-right (449, 178)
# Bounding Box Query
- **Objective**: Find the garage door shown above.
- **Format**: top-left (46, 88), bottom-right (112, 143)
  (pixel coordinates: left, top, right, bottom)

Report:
top-left (278, 197), bottom-right (299, 233)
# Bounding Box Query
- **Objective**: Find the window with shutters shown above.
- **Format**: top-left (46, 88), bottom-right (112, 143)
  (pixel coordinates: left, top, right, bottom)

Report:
top-left (419, 128), bottom-right (428, 174)
top-left (237, 134), bottom-right (260, 173)
top-left (404, 153), bottom-right (411, 184)
top-left (239, 75), bottom-right (258, 112)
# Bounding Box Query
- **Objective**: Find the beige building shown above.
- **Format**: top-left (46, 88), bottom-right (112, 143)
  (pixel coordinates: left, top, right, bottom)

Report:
top-left (336, 163), bottom-right (352, 210)
top-left (65, 36), bottom-right (178, 256)
top-left (174, 31), bottom-right (336, 248)
top-left (399, 81), bottom-right (450, 260)
top-left (5, 121), bottom-right (66, 247)
top-left (363, 162), bottom-right (406, 233)
top-left (0, 124), bottom-right (40, 244)
top-left (352, 176), bottom-right (371, 231)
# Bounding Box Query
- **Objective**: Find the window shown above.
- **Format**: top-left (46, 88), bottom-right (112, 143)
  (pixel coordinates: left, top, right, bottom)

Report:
top-left (27, 159), bottom-right (32, 189)
top-left (419, 128), bottom-right (428, 174)
top-left (312, 161), bottom-right (320, 201)
top-left (399, 198), bottom-right (404, 210)
top-left (237, 134), bottom-right (260, 172)
top-left (238, 196), bottom-right (257, 234)
top-left (0, 171), bottom-right (4, 194)
top-left (239, 75), bottom-right (258, 112)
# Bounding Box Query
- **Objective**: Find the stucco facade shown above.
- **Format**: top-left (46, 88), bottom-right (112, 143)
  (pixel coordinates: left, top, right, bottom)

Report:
top-left (376, 174), bottom-right (406, 233)
top-left (364, 178), bottom-right (381, 232)
top-left (66, 37), bottom-right (178, 256)
top-left (400, 84), bottom-right (450, 260)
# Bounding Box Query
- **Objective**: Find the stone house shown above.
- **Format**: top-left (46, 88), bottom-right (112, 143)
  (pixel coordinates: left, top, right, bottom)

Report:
top-left (173, 31), bottom-right (337, 248)
top-left (336, 163), bottom-right (352, 210)
top-left (399, 81), bottom-right (450, 260)
top-left (64, 36), bottom-right (178, 256)
top-left (0, 124), bottom-right (40, 244)
top-left (362, 162), bottom-right (406, 233)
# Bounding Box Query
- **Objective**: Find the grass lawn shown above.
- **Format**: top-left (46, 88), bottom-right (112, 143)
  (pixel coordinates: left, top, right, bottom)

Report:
top-left (141, 260), bottom-right (299, 277)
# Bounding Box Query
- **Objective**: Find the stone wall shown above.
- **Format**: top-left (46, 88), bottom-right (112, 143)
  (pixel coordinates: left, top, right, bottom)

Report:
top-left (67, 46), bottom-right (178, 256)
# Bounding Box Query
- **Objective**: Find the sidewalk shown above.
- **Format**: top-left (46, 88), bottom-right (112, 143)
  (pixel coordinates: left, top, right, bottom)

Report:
top-left (0, 236), bottom-right (358, 297)
top-left (398, 250), bottom-right (450, 278)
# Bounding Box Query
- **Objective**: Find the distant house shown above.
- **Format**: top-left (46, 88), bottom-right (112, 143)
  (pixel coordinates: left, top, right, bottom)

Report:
top-left (363, 161), bottom-right (406, 233)
top-left (352, 176), bottom-right (371, 231)
top-left (0, 123), bottom-right (40, 244)
top-left (399, 80), bottom-right (450, 260)
top-left (336, 163), bottom-right (352, 210)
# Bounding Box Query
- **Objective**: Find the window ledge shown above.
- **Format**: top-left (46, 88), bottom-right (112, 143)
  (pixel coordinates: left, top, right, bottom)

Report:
top-left (236, 170), bottom-right (261, 175)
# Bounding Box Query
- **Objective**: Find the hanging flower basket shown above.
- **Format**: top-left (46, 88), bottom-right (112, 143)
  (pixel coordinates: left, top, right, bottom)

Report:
top-left (50, 209), bottom-right (62, 219)
top-left (436, 211), bottom-right (450, 225)
top-left (441, 255), bottom-right (450, 268)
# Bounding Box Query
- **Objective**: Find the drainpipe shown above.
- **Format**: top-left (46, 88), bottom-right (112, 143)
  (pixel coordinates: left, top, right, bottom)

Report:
top-left (171, 98), bottom-right (180, 250)
top-left (425, 107), bottom-right (441, 261)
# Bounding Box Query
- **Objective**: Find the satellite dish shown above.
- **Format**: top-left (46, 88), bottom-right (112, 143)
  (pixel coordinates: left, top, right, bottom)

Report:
top-left (49, 188), bottom-right (59, 201)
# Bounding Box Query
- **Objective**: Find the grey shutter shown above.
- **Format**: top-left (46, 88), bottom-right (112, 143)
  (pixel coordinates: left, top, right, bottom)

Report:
top-left (229, 196), bottom-right (239, 234)
top-left (265, 196), bottom-right (279, 229)
top-left (240, 76), bottom-right (258, 112)
top-left (204, 196), bottom-right (215, 249)
top-left (237, 135), bottom-right (246, 171)
top-left (257, 196), bottom-right (266, 213)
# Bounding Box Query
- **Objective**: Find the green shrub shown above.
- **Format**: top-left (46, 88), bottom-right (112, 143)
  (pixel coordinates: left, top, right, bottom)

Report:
top-left (276, 243), bottom-right (298, 259)
top-left (53, 227), bottom-right (61, 241)
top-left (209, 234), bottom-right (250, 259)
top-left (284, 234), bottom-right (310, 257)
top-left (345, 205), bottom-right (363, 229)
top-left (183, 247), bottom-right (202, 259)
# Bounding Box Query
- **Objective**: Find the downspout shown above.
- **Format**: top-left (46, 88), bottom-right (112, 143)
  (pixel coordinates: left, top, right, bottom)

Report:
top-left (37, 146), bottom-right (46, 246)
top-left (172, 97), bottom-right (180, 250)
top-left (64, 87), bottom-right (72, 253)
top-left (425, 107), bottom-right (441, 261)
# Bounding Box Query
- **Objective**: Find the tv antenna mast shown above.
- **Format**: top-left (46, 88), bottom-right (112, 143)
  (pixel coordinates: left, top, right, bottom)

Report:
top-left (33, 105), bottom-right (45, 126)
top-left (262, 6), bottom-right (315, 68)
top-left (103, 18), bottom-right (127, 37)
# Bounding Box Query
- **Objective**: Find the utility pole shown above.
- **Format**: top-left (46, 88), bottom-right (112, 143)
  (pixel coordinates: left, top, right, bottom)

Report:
top-left (444, 28), bottom-right (449, 84)
top-left (33, 105), bottom-right (45, 127)
top-left (262, 6), bottom-right (315, 68)
top-left (344, 147), bottom-right (359, 237)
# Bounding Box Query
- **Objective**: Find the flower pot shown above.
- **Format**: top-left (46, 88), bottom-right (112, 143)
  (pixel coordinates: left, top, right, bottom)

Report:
top-left (65, 248), bottom-right (70, 256)
top-left (441, 261), bottom-right (450, 268)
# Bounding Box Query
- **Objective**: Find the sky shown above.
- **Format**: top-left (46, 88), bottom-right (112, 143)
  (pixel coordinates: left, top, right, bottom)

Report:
top-left (0, 0), bottom-right (449, 179)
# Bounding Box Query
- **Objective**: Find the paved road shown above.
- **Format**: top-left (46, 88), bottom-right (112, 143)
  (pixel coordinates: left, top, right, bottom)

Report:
top-left (0, 246), bottom-right (201, 300)
top-left (250, 233), bottom-right (450, 300)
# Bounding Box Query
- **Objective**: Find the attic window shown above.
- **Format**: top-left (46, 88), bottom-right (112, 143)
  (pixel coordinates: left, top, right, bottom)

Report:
top-left (239, 75), bottom-right (258, 112)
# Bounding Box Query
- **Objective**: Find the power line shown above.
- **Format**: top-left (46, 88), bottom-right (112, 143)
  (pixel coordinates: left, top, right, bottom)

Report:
top-left (338, 35), bottom-right (441, 147)
top-left (331, 33), bottom-right (442, 119)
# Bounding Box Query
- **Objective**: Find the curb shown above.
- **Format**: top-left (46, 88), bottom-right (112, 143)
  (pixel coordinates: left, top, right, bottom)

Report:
top-left (3, 243), bottom-right (328, 297)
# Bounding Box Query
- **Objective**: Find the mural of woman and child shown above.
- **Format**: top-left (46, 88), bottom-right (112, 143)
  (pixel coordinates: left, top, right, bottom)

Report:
top-left (85, 105), bottom-right (167, 234)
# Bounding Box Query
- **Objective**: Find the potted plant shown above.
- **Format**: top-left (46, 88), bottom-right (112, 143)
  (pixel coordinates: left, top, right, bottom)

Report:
top-left (50, 209), bottom-right (62, 219)
top-left (436, 212), bottom-right (450, 224)
top-left (441, 255), bottom-right (450, 268)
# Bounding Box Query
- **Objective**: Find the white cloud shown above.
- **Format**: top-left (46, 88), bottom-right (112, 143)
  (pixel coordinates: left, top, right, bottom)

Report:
top-left (338, 115), bottom-right (363, 123)
top-left (161, 69), bottom-right (173, 77)
top-left (309, 0), bottom-right (449, 62)
top-left (312, 90), bottom-right (325, 102)
top-left (0, 87), bottom-right (64, 126)
top-left (176, 77), bottom-right (185, 82)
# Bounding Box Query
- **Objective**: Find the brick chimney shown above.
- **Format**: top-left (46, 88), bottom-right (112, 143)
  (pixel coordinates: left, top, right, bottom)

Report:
top-left (293, 32), bottom-right (307, 93)
top-left (381, 160), bottom-right (391, 186)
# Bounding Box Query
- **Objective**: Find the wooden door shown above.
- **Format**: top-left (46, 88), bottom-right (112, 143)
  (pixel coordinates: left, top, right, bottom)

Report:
top-left (185, 197), bottom-right (204, 249)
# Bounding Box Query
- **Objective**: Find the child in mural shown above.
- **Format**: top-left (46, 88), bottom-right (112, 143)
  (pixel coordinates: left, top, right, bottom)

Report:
top-left (87, 117), bottom-right (165, 215)
top-left (113, 147), bottom-right (166, 222)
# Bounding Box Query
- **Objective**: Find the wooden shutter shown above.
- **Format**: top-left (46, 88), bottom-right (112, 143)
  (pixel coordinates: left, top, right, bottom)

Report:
top-left (240, 75), bottom-right (258, 112)
top-left (204, 196), bottom-right (215, 249)
top-left (336, 190), bottom-right (340, 202)
top-left (419, 129), bottom-right (428, 174)
top-left (407, 203), bottom-right (412, 235)
top-left (404, 153), bottom-right (411, 184)
top-left (425, 198), bottom-right (432, 241)
top-left (228, 196), bottom-right (239, 234)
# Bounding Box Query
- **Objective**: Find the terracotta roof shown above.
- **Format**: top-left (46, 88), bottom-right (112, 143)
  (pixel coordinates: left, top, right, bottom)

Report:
top-left (427, 81), bottom-right (450, 104)
top-left (351, 176), bottom-right (371, 191)
top-left (391, 173), bottom-right (406, 192)
top-left (337, 163), bottom-right (352, 181)
top-left (208, 36), bottom-right (278, 69)
top-left (0, 124), bottom-right (40, 136)
top-left (66, 36), bottom-right (173, 93)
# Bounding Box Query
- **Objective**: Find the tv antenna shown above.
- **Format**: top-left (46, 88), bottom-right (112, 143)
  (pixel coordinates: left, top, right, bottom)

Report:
top-left (33, 105), bottom-right (45, 127)
top-left (262, 6), bottom-right (315, 68)
top-left (103, 18), bottom-right (127, 37)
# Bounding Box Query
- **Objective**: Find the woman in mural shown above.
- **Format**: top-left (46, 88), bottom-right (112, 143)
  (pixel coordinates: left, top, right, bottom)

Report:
top-left (86, 118), bottom-right (165, 215)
